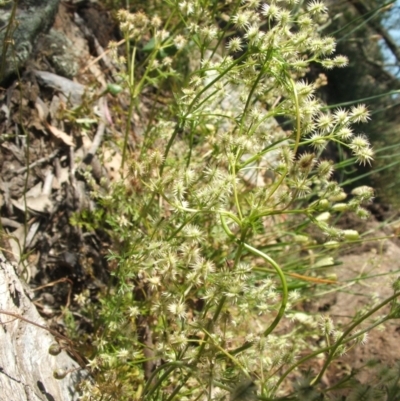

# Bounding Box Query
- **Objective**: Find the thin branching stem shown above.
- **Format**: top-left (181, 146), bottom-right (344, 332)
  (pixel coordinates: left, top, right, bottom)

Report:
top-left (311, 291), bottom-right (400, 385)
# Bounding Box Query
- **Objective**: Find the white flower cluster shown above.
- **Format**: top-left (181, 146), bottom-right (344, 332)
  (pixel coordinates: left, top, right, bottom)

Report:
top-left (78, 1), bottom-right (378, 400)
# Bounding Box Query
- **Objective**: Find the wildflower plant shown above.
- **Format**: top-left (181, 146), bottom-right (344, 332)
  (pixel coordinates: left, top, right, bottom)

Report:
top-left (74, 0), bottom-right (399, 400)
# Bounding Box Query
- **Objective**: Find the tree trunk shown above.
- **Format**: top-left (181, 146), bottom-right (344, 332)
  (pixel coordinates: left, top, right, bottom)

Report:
top-left (348, 0), bottom-right (400, 64)
top-left (0, 251), bottom-right (87, 401)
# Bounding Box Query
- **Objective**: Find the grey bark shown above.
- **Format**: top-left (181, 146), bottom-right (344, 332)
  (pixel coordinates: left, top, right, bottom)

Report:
top-left (0, 251), bottom-right (87, 401)
top-left (0, 0), bottom-right (61, 84)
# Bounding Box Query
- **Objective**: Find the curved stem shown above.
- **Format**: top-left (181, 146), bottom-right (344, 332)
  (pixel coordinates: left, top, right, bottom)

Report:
top-left (143, 361), bottom-right (186, 398)
top-left (219, 211), bottom-right (242, 227)
top-left (219, 216), bottom-right (288, 341)
top-left (243, 243), bottom-right (288, 337)
top-left (220, 214), bottom-right (236, 239)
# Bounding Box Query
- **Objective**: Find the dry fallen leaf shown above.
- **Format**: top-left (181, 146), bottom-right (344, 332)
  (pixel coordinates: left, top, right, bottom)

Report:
top-left (45, 122), bottom-right (75, 147)
top-left (7, 224), bottom-right (25, 262)
top-left (35, 97), bottom-right (49, 121)
top-left (12, 194), bottom-right (54, 214)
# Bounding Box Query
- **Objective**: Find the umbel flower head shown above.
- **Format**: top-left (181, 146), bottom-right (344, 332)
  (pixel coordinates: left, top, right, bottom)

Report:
top-left (79, 1), bottom-right (379, 400)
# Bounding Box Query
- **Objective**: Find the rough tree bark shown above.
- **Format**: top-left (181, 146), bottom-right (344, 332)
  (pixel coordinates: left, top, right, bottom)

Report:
top-left (0, 251), bottom-right (87, 401)
top-left (0, 0), bottom-right (61, 83)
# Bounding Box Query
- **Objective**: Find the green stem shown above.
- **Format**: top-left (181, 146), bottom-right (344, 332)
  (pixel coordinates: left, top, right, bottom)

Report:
top-left (220, 214), bottom-right (236, 239)
top-left (231, 151), bottom-right (243, 220)
top-left (274, 313), bottom-right (392, 393)
top-left (311, 291), bottom-right (400, 385)
top-left (238, 138), bottom-right (288, 170)
top-left (243, 243), bottom-right (288, 337)
top-left (193, 295), bottom-right (227, 372)
top-left (239, 50), bottom-right (273, 128)
top-left (262, 168), bottom-right (288, 207)
top-left (165, 371), bottom-right (192, 401)
top-left (160, 52), bottom-right (250, 173)
top-left (288, 77), bottom-right (301, 155)
top-left (143, 362), bottom-right (185, 398)
top-left (186, 120), bottom-right (196, 168)
top-left (159, 121), bottom-right (182, 176)
top-left (226, 245), bottom-right (288, 358)
top-left (121, 46), bottom-right (136, 169)
top-left (122, 93), bottom-right (135, 169)
top-left (200, 327), bottom-right (249, 376)
top-left (255, 207), bottom-right (307, 220)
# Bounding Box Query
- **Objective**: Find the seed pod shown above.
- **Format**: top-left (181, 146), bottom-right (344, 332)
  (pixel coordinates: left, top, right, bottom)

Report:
top-left (48, 343), bottom-right (62, 356)
top-left (53, 369), bottom-right (68, 380)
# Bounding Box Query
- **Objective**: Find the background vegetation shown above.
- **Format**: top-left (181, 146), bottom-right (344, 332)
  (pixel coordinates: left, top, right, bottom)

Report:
top-left (323, 0), bottom-right (400, 205)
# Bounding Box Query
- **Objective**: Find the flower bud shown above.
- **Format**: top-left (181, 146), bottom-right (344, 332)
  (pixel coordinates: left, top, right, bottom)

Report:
top-left (293, 235), bottom-right (309, 243)
top-left (331, 203), bottom-right (348, 212)
top-left (356, 207), bottom-right (370, 219)
top-left (316, 199), bottom-right (330, 211)
top-left (106, 83), bottom-right (123, 96)
top-left (323, 240), bottom-right (340, 249)
top-left (205, 124), bottom-right (215, 132)
top-left (329, 192), bottom-right (347, 202)
top-left (343, 229), bottom-right (359, 241)
top-left (316, 211), bottom-right (331, 222)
